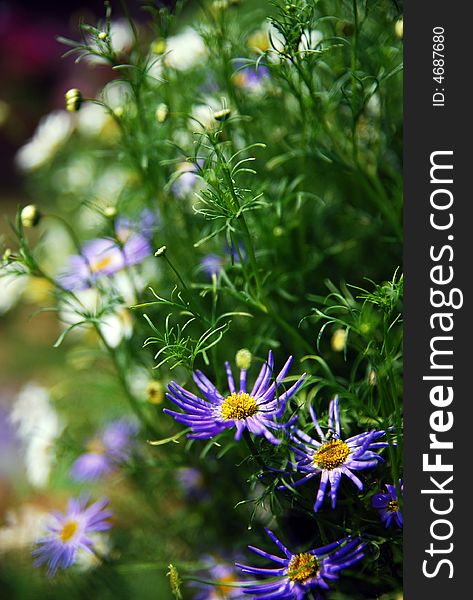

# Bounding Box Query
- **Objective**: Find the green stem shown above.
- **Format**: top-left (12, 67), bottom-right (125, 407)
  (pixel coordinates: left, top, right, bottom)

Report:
top-left (351, 0), bottom-right (359, 165)
top-left (213, 139), bottom-right (263, 298)
top-left (93, 323), bottom-right (159, 438)
top-left (163, 254), bottom-right (188, 291)
top-left (243, 429), bottom-right (266, 471)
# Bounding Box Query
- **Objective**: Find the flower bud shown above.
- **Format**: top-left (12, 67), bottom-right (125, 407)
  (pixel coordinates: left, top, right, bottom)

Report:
top-left (98, 31), bottom-right (107, 41)
top-left (369, 369), bottom-right (377, 386)
top-left (235, 348), bottom-right (252, 370)
top-left (65, 88), bottom-right (83, 112)
top-left (155, 103), bottom-right (169, 123)
top-left (167, 564), bottom-right (182, 600)
top-left (20, 204), bottom-right (42, 228)
top-left (104, 206), bottom-right (117, 219)
top-left (155, 245), bottom-right (167, 257)
top-left (151, 39), bottom-right (166, 55)
top-left (395, 18), bottom-right (403, 40)
top-left (331, 328), bottom-right (347, 352)
top-left (146, 380), bottom-right (164, 405)
top-left (213, 108), bottom-right (231, 122)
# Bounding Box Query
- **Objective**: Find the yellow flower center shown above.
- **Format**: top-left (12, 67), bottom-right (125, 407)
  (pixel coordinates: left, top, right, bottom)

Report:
top-left (86, 438), bottom-right (106, 454)
top-left (216, 573), bottom-right (237, 596)
top-left (146, 381), bottom-right (164, 405)
top-left (220, 392), bottom-right (258, 421)
top-left (232, 72), bottom-right (248, 88)
top-left (387, 500), bottom-right (400, 513)
top-left (60, 520), bottom-right (79, 542)
top-left (288, 553), bottom-right (319, 583)
top-left (90, 255), bottom-right (113, 272)
top-left (313, 439), bottom-right (350, 470)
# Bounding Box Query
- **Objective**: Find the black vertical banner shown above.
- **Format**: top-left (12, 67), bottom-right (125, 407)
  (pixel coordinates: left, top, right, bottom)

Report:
top-left (404, 2), bottom-right (471, 598)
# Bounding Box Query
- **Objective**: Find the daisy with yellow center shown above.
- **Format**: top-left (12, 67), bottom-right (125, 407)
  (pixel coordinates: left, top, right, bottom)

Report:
top-left (220, 392), bottom-right (259, 421)
top-left (287, 553), bottom-right (320, 583)
top-left (372, 481), bottom-right (403, 528)
top-left (236, 528), bottom-right (365, 597)
top-left (33, 496), bottom-right (112, 576)
top-left (89, 254), bottom-right (115, 273)
top-left (284, 396), bottom-right (388, 511)
top-left (57, 211), bottom-right (154, 292)
top-left (164, 351), bottom-right (306, 445)
top-left (313, 439), bottom-right (350, 470)
top-left (59, 520), bottom-right (79, 542)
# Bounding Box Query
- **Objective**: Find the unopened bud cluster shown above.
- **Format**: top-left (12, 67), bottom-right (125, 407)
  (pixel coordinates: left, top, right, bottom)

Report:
top-left (65, 88), bottom-right (83, 112)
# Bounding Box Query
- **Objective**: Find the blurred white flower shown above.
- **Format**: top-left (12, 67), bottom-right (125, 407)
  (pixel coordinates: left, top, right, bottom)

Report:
top-left (164, 28), bottom-right (207, 71)
top-left (191, 97), bottom-right (223, 130)
top-left (299, 29), bottom-right (323, 56)
top-left (127, 365), bottom-right (151, 400)
top-left (76, 103), bottom-right (110, 137)
top-left (59, 287), bottom-right (134, 349)
top-left (147, 54), bottom-right (164, 82)
top-left (15, 111), bottom-right (73, 171)
top-left (267, 23), bottom-right (285, 61)
top-left (99, 306), bottom-right (133, 349)
top-left (109, 20), bottom-right (134, 53)
top-left (54, 156), bottom-right (95, 194)
top-left (103, 80), bottom-right (133, 109)
top-left (10, 384), bottom-right (64, 488)
top-left (75, 533), bottom-right (111, 570)
top-left (0, 504), bottom-right (49, 554)
top-left (59, 288), bottom-right (100, 328)
top-left (0, 275), bottom-right (27, 315)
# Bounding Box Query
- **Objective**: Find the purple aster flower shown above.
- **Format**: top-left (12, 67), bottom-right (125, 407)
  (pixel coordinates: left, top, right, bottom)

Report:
top-left (101, 419), bottom-right (138, 460)
top-left (115, 208), bottom-right (159, 241)
top-left (236, 528), bottom-right (365, 599)
top-left (58, 214), bottom-right (153, 291)
top-left (176, 467), bottom-right (209, 501)
top-left (70, 452), bottom-right (114, 481)
top-left (192, 556), bottom-right (243, 599)
top-left (225, 240), bottom-right (247, 264)
top-left (33, 496), bottom-right (112, 576)
top-left (233, 60), bottom-right (270, 91)
top-left (372, 480), bottom-right (403, 528)
top-left (200, 254), bottom-right (224, 278)
top-left (164, 351), bottom-right (306, 445)
top-left (284, 396), bottom-right (388, 511)
top-left (58, 238), bottom-right (123, 290)
top-left (171, 161), bottom-right (200, 199)
top-left (70, 419), bottom-right (138, 482)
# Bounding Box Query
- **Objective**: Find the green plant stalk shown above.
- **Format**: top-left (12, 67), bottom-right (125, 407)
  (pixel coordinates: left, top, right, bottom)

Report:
top-left (351, 0), bottom-right (359, 166)
top-left (211, 138), bottom-right (313, 353)
top-left (213, 140), bottom-right (264, 299)
top-left (243, 429), bottom-right (266, 471)
top-left (93, 323), bottom-right (160, 438)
